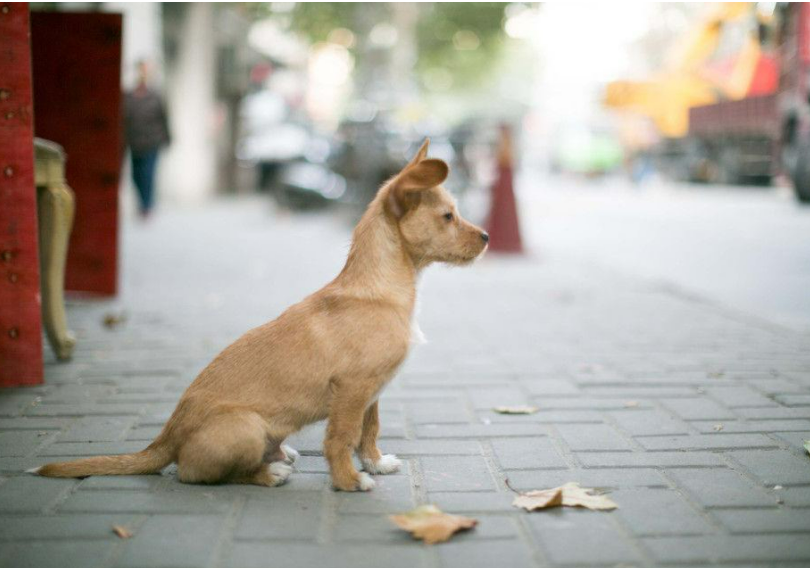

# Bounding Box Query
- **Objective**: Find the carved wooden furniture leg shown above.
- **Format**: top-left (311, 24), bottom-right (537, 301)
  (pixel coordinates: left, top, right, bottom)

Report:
top-left (34, 139), bottom-right (76, 361)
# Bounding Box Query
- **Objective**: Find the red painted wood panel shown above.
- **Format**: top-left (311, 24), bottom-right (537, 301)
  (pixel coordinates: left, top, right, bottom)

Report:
top-left (0, 2), bottom-right (44, 386)
top-left (30, 12), bottom-right (122, 296)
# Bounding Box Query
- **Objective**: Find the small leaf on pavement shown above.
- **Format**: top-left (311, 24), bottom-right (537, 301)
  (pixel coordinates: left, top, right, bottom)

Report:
top-left (112, 525), bottom-right (133, 539)
top-left (389, 505), bottom-right (477, 544)
top-left (713, 424), bottom-right (724, 432)
top-left (513, 482), bottom-right (618, 512)
top-left (513, 488), bottom-right (563, 510)
top-left (624, 401), bottom-right (639, 408)
top-left (494, 405), bottom-right (538, 415)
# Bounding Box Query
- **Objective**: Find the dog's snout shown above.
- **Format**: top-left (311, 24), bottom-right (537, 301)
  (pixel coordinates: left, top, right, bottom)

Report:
top-left (480, 232), bottom-right (489, 243)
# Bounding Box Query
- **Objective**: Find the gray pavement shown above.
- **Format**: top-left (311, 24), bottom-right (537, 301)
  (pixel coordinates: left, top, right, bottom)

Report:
top-left (1, 193), bottom-right (810, 568)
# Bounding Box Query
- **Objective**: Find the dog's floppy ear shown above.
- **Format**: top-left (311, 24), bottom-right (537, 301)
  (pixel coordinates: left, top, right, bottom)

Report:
top-left (387, 158), bottom-right (449, 218)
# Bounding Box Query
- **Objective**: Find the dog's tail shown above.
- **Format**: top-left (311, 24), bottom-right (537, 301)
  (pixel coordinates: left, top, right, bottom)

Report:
top-left (30, 440), bottom-right (173, 478)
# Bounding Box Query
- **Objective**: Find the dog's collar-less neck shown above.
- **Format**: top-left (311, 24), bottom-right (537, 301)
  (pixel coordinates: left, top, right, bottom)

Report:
top-left (336, 202), bottom-right (418, 312)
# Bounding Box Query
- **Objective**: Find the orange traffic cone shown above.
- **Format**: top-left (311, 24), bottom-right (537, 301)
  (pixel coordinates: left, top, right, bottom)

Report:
top-left (485, 124), bottom-right (523, 253)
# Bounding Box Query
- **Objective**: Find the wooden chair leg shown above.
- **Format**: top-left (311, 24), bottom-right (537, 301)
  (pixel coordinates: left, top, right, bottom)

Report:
top-left (37, 182), bottom-right (76, 361)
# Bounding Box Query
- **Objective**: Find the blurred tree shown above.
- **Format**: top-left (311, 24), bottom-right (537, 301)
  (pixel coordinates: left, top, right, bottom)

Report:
top-left (256, 2), bottom-right (510, 94)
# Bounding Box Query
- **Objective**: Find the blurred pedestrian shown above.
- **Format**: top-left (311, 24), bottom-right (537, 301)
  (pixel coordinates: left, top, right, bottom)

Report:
top-left (124, 60), bottom-right (171, 218)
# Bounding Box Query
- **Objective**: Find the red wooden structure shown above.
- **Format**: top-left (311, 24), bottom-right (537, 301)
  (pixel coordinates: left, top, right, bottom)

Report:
top-left (0, 3), bottom-right (44, 386)
top-left (31, 12), bottom-right (122, 296)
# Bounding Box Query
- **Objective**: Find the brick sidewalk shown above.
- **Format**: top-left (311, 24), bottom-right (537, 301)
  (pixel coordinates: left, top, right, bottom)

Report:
top-left (1, 198), bottom-right (809, 568)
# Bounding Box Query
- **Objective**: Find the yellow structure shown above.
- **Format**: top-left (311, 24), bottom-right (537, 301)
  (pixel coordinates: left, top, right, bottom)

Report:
top-left (604, 3), bottom-right (770, 138)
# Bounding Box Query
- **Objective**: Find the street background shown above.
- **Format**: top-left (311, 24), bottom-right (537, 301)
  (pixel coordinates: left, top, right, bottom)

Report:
top-left (2, 2), bottom-right (810, 567)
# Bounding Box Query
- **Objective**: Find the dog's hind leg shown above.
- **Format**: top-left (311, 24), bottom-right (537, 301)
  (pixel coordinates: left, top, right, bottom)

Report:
top-left (176, 409), bottom-right (290, 486)
top-left (357, 401), bottom-right (401, 475)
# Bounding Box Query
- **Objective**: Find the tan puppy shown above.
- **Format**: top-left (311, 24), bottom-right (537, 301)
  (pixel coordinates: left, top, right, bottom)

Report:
top-left (33, 140), bottom-right (488, 491)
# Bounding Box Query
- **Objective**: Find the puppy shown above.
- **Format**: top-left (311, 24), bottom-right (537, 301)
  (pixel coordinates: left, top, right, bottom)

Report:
top-left (33, 139), bottom-right (489, 491)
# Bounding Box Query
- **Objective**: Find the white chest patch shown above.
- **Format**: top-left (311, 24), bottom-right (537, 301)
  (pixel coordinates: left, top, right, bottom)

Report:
top-left (410, 296), bottom-right (427, 345)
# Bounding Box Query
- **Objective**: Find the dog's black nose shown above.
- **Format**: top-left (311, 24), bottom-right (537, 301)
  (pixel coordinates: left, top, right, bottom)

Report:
top-left (481, 232), bottom-right (489, 243)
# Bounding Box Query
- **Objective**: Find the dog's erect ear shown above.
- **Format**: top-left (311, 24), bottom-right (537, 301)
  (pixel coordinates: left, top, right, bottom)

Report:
top-left (407, 138), bottom-right (431, 167)
top-left (398, 158), bottom-right (449, 191)
top-left (386, 158), bottom-right (449, 218)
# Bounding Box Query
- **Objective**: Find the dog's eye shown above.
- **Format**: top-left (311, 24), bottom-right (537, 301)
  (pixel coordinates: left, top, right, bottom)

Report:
top-left (443, 212), bottom-right (454, 221)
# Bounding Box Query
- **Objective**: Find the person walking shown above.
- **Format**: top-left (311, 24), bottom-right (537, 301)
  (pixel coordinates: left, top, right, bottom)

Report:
top-left (124, 60), bottom-right (171, 218)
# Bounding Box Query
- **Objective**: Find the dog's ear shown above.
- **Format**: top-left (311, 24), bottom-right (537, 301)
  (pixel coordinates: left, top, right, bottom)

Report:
top-left (407, 138), bottom-right (431, 167)
top-left (386, 158), bottom-right (449, 218)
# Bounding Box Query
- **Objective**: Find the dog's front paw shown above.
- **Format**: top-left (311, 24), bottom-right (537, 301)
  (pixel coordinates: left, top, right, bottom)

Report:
top-left (362, 454), bottom-right (402, 475)
top-left (281, 444), bottom-right (300, 465)
top-left (268, 461), bottom-right (293, 486)
top-left (333, 471), bottom-right (376, 492)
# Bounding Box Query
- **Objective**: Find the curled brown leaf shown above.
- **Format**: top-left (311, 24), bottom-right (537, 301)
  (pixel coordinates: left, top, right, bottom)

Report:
top-left (389, 504), bottom-right (477, 544)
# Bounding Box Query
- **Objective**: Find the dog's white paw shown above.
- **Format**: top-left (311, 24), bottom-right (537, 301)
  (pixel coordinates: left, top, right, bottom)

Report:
top-left (269, 461), bottom-right (293, 486)
top-left (25, 466), bottom-right (42, 475)
top-left (362, 454), bottom-right (402, 475)
top-left (357, 472), bottom-right (376, 491)
top-left (281, 444), bottom-right (300, 465)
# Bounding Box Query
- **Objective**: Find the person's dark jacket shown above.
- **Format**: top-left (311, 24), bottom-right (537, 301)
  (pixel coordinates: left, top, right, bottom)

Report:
top-left (124, 90), bottom-right (171, 156)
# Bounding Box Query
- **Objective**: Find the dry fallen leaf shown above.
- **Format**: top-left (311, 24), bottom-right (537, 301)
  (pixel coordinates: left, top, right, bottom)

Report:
top-left (713, 424), bottom-right (724, 432)
top-left (103, 312), bottom-right (127, 329)
top-left (389, 505), bottom-right (477, 544)
top-left (112, 525), bottom-right (133, 539)
top-left (493, 405), bottom-right (539, 415)
top-left (624, 401), bottom-right (639, 408)
top-left (512, 488), bottom-right (563, 511)
top-left (513, 482), bottom-right (618, 512)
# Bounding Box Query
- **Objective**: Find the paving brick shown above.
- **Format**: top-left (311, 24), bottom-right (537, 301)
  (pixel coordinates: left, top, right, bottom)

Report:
top-left (636, 433), bottom-right (778, 451)
top-left (0, 477), bottom-right (76, 513)
top-left (0, 418), bottom-right (69, 431)
top-left (224, 543), bottom-right (429, 568)
top-left (421, 456), bottom-right (496, 492)
top-left (427, 491), bottom-right (515, 513)
top-left (0, 542), bottom-right (115, 568)
top-left (402, 400), bottom-right (472, 424)
top-left (0, 514), bottom-right (142, 540)
top-left (706, 386), bottom-right (779, 408)
top-left (335, 475), bottom-right (414, 513)
top-left (58, 489), bottom-right (232, 514)
top-left (729, 449), bottom-right (810, 486)
top-left (660, 398), bottom-right (735, 420)
top-left (527, 510), bottom-right (642, 565)
top-left (490, 438), bottom-right (567, 470)
top-left (734, 407), bottom-right (810, 419)
top-left (0, 431), bottom-right (53, 457)
top-left (437, 540), bottom-right (536, 568)
top-left (555, 423), bottom-right (633, 451)
top-left (56, 416), bottom-right (137, 443)
top-left (691, 419), bottom-right (810, 433)
top-left (774, 393), bottom-right (810, 406)
top-left (380, 440), bottom-right (482, 456)
top-left (644, 534), bottom-right (810, 564)
top-left (506, 468), bottom-right (667, 491)
top-left (116, 515), bottom-right (226, 568)
top-left (37, 441), bottom-right (146, 457)
top-left (577, 451), bottom-right (723, 468)
top-left (234, 493), bottom-right (321, 540)
top-left (772, 430), bottom-right (810, 453)
top-left (714, 508), bottom-right (810, 533)
top-left (467, 388), bottom-right (531, 410)
top-left (518, 378), bottom-right (580, 396)
top-left (611, 488), bottom-right (712, 536)
top-left (608, 409), bottom-right (690, 436)
top-left (416, 423), bottom-right (546, 438)
top-left (668, 469), bottom-right (777, 508)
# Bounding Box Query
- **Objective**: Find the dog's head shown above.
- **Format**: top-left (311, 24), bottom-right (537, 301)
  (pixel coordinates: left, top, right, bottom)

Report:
top-left (384, 139), bottom-right (488, 266)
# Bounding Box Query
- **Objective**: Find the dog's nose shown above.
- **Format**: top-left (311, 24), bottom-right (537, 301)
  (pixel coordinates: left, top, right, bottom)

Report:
top-left (480, 232), bottom-right (489, 243)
